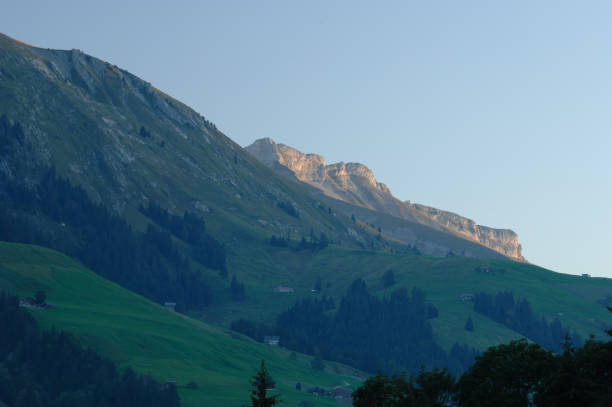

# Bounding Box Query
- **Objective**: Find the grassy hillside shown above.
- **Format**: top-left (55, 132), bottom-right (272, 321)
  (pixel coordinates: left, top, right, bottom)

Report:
top-left (209, 242), bottom-right (612, 352)
top-left (0, 31), bottom-right (520, 262)
top-left (0, 242), bottom-right (364, 407)
top-left (0, 32), bottom-right (375, 250)
top-left (1, 31), bottom-right (611, 383)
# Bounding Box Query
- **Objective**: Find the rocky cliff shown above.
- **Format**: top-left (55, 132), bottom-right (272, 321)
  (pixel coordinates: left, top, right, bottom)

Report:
top-left (246, 138), bottom-right (413, 218)
top-left (246, 138), bottom-right (525, 261)
top-left (410, 204), bottom-right (523, 259)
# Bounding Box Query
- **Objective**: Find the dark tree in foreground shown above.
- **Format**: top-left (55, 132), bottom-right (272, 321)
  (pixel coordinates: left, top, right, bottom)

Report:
top-left (354, 308), bottom-right (612, 406)
top-left (352, 373), bottom-right (413, 407)
top-left (414, 367), bottom-right (456, 407)
top-left (455, 339), bottom-right (556, 407)
top-left (535, 339), bottom-right (612, 406)
top-left (535, 309), bottom-right (612, 407)
top-left (352, 368), bottom-right (455, 407)
top-left (249, 360), bottom-right (280, 407)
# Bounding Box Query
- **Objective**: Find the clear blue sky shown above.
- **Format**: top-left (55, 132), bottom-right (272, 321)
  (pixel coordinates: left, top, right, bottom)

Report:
top-left (3, 1), bottom-right (611, 277)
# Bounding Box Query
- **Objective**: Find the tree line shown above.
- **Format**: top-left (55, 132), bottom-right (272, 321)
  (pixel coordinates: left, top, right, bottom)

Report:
top-left (139, 201), bottom-right (227, 274)
top-left (1, 115), bottom-right (231, 311)
top-left (269, 232), bottom-right (329, 251)
top-left (0, 166), bottom-right (214, 311)
top-left (473, 291), bottom-right (582, 353)
top-left (244, 308), bottom-right (612, 406)
top-left (353, 333), bottom-right (612, 406)
top-left (232, 279), bottom-right (478, 376)
top-left (0, 292), bottom-right (181, 407)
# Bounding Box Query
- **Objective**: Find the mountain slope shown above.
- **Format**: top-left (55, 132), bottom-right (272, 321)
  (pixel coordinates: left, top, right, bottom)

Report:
top-left (0, 242), bottom-right (364, 407)
top-left (246, 138), bottom-right (523, 260)
top-left (0, 29), bottom-right (523, 263)
top-left (310, 191), bottom-right (512, 259)
top-left (1, 32), bottom-right (611, 379)
top-left (0, 33), bottom-right (370, 249)
top-left (208, 241), bottom-right (612, 353)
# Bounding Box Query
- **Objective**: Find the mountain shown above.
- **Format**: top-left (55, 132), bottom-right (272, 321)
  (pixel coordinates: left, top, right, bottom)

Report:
top-left (246, 137), bottom-right (523, 260)
top-left (0, 30), bottom-right (519, 264)
top-left (2, 31), bottom-right (611, 387)
top-left (0, 33), bottom-right (373, 249)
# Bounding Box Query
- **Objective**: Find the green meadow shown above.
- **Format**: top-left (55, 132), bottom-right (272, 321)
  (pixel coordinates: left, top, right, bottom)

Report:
top-left (0, 242), bottom-right (364, 407)
top-left (208, 242), bottom-right (612, 352)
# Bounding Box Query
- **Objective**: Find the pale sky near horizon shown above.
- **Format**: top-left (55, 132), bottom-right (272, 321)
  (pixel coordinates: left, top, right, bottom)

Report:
top-left (3, 1), bottom-right (611, 277)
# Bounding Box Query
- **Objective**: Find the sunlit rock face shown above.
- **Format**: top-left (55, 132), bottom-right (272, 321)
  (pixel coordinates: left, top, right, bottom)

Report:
top-left (410, 204), bottom-right (523, 260)
top-left (247, 138), bottom-right (525, 261)
top-left (247, 138), bottom-right (401, 213)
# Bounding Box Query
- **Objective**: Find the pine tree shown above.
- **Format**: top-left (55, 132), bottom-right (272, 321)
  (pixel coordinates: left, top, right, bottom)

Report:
top-left (465, 315), bottom-right (474, 332)
top-left (248, 360), bottom-right (280, 407)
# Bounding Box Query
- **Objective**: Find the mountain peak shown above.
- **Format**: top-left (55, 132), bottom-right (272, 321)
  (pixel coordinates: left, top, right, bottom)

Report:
top-left (247, 138), bottom-right (390, 203)
top-left (246, 138), bottom-right (524, 261)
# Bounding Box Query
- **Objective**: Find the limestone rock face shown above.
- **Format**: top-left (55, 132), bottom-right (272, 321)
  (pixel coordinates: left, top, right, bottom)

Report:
top-left (247, 138), bottom-right (399, 212)
top-left (246, 138), bottom-right (525, 261)
top-left (410, 204), bottom-right (523, 260)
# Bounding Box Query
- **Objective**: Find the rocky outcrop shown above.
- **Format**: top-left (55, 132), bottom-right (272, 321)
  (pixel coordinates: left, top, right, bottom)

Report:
top-left (246, 138), bottom-right (411, 217)
top-left (246, 138), bottom-right (525, 261)
top-left (410, 204), bottom-right (523, 260)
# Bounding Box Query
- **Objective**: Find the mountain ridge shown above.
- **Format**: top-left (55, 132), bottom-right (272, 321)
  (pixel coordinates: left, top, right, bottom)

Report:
top-left (246, 137), bottom-right (524, 261)
top-left (0, 31), bottom-right (520, 262)
top-left (3, 32), bottom-right (612, 389)
top-left (0, 32), bottom-right (379, 251)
